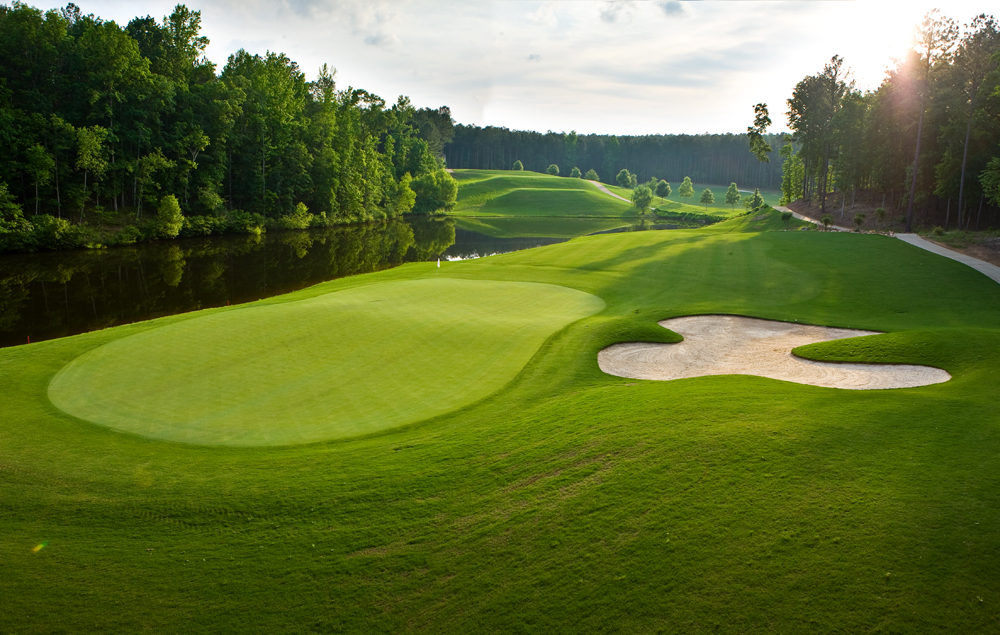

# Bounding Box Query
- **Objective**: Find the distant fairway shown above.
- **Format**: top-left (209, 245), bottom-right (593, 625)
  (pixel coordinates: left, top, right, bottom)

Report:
top-left (48, 278), bottom-right (604, 445)
top-left (452, 169), bottom-right (633, 221)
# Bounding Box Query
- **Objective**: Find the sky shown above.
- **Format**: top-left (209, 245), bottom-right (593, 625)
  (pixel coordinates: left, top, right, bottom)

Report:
top-left (64, 0), bottom-right (990, 135)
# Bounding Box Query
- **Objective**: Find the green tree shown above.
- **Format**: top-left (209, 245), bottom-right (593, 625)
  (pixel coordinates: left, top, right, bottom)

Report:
top-left (628, 173), bottom-right (638, 189)
top-left (980, 157), bottom-right (1000, 207)
top-left (583, 169), bottom-right (599, 180)
top-left (699, 188), bottom-right (715, 210)
top-left (570, 167), bottom-right (581, 178)
top-left (616, 168), bottom-right (632, 189)
top-left (655, 180), bottom-right (671, 201)
top-left (778, 138), bottom-right (804, 205)
top-left (392, 173), bottom-right (417, 216)
top-left (821, 213), bottom-right (833, 230)
top-left (411, 169), bottom-right (457, 213)
top-left (546, 164), bottom-right (559, 176)
top-left (678, 176), bottom-right (695, 201)
top-left (25, 144), bottom-right (54, 215)
top-left (746, 188), bottom-right (765, 213)
top-left (747, 102), bottom-right (772, 188)
top-left (512, 160), bottom-right (523, 171)
top-left (903, 10), bottom-right (958, 232)
top-left (156, 194), bottom-right (184, 239)
top-left (75, 125), bottom-right (109, 222)
top-left (631, 185), bottom-right (653, 216)
top-left (724, 183), bottom-right (741, 210)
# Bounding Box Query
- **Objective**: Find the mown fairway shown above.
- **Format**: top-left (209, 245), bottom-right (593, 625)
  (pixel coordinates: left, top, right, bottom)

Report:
top-left (3, 214), bottom-right (1000, 633)
top-left (452, 169), bottom-right (634, 225)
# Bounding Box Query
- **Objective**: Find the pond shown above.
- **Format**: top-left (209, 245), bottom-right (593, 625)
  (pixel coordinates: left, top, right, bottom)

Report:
top-left (0, 217), bottom-right (571, 348)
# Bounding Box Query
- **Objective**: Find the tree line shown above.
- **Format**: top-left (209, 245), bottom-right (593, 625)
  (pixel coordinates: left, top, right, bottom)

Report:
top-left (0, 2), bottom-right (458, 252)
top-left (444, 127), bottom-right (785, 190)
top-left (780, 10), bottom-right (1000, 231)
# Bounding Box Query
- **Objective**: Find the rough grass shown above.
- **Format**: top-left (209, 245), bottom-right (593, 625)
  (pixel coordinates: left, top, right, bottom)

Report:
top-left (3, 223), bottom-right (1000, 633)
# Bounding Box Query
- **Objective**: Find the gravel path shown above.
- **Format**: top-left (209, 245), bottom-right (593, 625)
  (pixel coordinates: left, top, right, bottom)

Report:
top-left (598, 315), bottom-right (950, 390)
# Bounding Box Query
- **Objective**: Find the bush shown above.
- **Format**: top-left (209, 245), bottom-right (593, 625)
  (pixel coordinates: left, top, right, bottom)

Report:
top-left (271, 202), bottom-right (313, 230)
top-left (180, 215), bottom-right (227, 237)
top-left (546, 164), bottom-right (560, 176)
top-left (584, 169), bottom-right (599, 181)
top-left (932, 226), bottom-right (945, 236)
top-left (569, 167), bottom-right (581, 178)
top-left (512, 160), bottom-right (524, 171)
top-left (225, 209), bottom-right (267, 234)
top-left (108, 225), bottom-right (143, 246)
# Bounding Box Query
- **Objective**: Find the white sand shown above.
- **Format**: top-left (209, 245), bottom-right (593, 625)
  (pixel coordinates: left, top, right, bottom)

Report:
top-left (597, 315), bottom-right (950, 390)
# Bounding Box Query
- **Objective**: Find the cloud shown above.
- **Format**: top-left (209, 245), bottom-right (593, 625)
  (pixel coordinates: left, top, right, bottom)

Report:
top-left (656, 1), bottom-right (689, 18)
top-left (528, 53), bottom-right (541, 62)
top-left (599, 1), bottom-right (623, 23)
top-left (276, 0), bottom-right (403, 48)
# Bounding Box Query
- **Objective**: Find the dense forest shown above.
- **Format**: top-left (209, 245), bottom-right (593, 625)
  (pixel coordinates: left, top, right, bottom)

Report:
top-left (444, 128), bottom-right (785, 191)
top-left (780, 10), bottom-right (1000, 230)
top-left (0, 2), bottom-right (457, 252)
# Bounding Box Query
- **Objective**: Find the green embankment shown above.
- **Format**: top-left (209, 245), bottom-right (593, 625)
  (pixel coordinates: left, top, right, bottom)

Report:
top-left (3, 220), bottom-right (1000, 633)
top-left (451, 170), bottom-right (635, 237)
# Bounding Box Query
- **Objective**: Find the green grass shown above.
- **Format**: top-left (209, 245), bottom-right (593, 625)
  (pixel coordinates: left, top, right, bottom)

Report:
top-left (4, 221), bottom-right (1000, 633)
top-left (47, 279), bottom-right (604, 446)
top-left (452, 169), bottom-right (633, 219)
top-left (454, 216), bottom-right (628, 238)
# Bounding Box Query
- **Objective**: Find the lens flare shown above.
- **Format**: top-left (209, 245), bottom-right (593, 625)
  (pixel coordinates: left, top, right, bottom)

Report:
top-left (32, 542), bottom-right (47, 553)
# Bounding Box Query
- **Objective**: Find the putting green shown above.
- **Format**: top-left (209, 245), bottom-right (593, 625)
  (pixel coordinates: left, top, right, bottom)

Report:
top-left (48, 278), bottom-right (604, 446)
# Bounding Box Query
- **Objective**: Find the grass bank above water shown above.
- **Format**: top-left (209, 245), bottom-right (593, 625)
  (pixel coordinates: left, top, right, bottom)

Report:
top-left (3, 217), bottom-right (1000, 633)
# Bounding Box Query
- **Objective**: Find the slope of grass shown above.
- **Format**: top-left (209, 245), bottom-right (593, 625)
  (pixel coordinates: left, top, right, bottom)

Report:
top-left (3, 223), bottom-right (1000, 633)
top-left (452, 169), bottom-right (632, 219)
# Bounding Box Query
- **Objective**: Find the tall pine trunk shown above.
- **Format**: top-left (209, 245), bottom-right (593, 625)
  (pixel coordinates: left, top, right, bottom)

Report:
top-left (905, 107), bottom-right (925, 233)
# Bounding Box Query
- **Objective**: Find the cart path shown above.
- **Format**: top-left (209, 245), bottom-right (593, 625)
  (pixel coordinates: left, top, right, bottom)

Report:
top-left (895, 233), bottom-right (1000, 285)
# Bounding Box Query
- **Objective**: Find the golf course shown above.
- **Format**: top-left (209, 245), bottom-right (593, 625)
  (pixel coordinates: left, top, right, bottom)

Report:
top-left (3, 209), bottom-right (1000, 633)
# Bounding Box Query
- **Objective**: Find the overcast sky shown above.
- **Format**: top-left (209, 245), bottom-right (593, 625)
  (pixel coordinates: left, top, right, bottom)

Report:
top-left (68, 0), bottom-right (989, 135)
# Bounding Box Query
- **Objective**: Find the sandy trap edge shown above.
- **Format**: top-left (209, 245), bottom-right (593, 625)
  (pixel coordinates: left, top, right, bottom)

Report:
top-left (597, 315), bottom-right (951, 390)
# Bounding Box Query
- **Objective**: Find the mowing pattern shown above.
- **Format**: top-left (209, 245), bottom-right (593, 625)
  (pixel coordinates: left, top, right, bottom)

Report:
top-left (48, 278), bottom-right (604, 446)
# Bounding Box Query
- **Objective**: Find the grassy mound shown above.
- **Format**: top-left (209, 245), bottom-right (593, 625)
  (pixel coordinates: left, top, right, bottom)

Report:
top-left (452, 170), bottom-right (632, 222)
top-left (4, 224), bottom-right (1000, 632)
top-left (48, 278), bottom-right (603, 446)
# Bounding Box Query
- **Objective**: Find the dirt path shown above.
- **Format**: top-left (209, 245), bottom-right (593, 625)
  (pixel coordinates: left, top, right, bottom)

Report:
top-left (598, 315), bottom-right (950, 390)
top-left (586, 180), bottom-right (631, 203)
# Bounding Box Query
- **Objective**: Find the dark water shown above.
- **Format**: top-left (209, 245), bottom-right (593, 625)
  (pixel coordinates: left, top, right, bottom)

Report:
top-left (0, 217), bottom-right (565, 348)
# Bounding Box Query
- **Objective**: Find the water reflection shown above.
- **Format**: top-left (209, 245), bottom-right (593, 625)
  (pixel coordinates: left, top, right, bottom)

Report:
top-left (0, 217), bottom-right (567, 347)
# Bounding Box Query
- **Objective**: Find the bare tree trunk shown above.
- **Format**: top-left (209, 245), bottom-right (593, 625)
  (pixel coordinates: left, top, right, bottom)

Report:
top-left (976, 194), bottom-right (984, 230)
top-left (820, 143), bottom-right (831, 214)
top-left (55, 159), bottom-right (61, 219)
top-left (905, 107), bottom-right (925, 233)
top-left (944, 198), bottom-right (950, 231)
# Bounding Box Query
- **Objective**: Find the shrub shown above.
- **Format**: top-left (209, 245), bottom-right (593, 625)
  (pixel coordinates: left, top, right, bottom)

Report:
top-left (546, 164), bottom-right (560, 176)
top-left (932, 226), bottom-right (945, 236)
top-left (583, 169), bottom-right (599, 181)
top-left (570, 167), bottom-right (581, 178)
top-left (853, 213), bottom-right (867, 232)
top-left (512, 160), bottom-right (524, 171)
top-left (180, 215), bottom-right (227, 237)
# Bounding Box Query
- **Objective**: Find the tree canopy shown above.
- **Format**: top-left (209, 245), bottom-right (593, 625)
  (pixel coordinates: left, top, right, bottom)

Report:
top-left (0, 1), bottom-right (455, 245)
top-left (678, 177), bottom-right (695, 200)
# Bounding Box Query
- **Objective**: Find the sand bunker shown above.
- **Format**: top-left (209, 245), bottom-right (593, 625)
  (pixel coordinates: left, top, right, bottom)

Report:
top-left (598, 315), bottom-right (950, 390)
